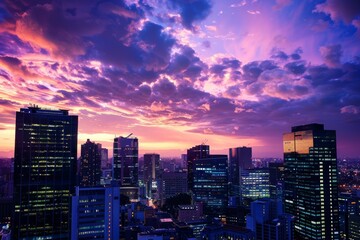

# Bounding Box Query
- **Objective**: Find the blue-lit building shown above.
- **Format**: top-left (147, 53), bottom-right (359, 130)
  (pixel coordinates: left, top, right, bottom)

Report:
top-left (240, 168), bottom-right (270, 206)
top-left (71, 184), bottom-right (120, 240)
top-left (187, 145), bottom-right (210, 192)
top-left (228, 146), bottom-right (252, 206)
top-left (246, 198), bottom-right (294, 240)
top-left (283, 123), bottom-right (339, 239)
top-left (193, 155), bottom-right (228, 216)
top-left (13, 106), bottom-right (78, 239)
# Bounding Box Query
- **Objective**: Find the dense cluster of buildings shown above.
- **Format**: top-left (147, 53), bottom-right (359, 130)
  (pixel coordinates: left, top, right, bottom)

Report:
top-left (0, 106), bottom-right (359, 239)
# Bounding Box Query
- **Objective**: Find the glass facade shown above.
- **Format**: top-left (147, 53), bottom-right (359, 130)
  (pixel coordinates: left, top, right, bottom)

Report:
top-left (13, 107), bottom-right (78, 239)
top-left (187, 145), bottom-right (209, 192)
top-left (283, 123), bottom-right (339, 240)
top-left (193, 155), bottom-right (228, 216)
top-left (113, 136), bottom-right (138, 187)
top-left (228, 147), bottom-right (252, 202)
top-left (240, 168), bottom-right (270, 206)
top-left (71, 186), bottom-right (120, 240)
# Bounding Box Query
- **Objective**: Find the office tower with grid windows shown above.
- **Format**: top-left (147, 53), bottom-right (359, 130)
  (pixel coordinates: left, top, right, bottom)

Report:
top-left (283, 123), bottom-right (339, 239)
top-left (13, 106), bottom-right (78, 239)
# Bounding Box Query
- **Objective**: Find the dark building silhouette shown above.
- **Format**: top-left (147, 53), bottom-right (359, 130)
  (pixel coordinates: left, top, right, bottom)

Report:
top-left (193, 155), bottom-right (228, 216)
top-left (187, 145), bottom-right (209, 191)
top-left (143, 153), bottom-right (160, 198)
top-left (228, 147), bottom-right (252, 205)
top-left (79, 139), bottom-right (102, 186)
top-left (246, 198), bottom-right (294, 240)
top-left (113, 135), bottom-right (139, 200)
top-left (159, 171), bottom-right (188, 205)
top-left (283, 123), bottom-right (339, 239)
top-left (268, 162), bottom-right (284, 200)
top-left (13, 106), bottom-right (78, 239)
top-left (113, 135), bottom-right (138, 186)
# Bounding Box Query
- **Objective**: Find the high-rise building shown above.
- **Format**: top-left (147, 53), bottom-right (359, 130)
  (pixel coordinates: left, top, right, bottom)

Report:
top-left (79, 139), bottom-right (102, 186)
top-left (240, 168), bottom-right (270, 206)
top-left (187, 145), bottom-right (209, 191)
top-left (100, 148), bottom-right (109, 169)
top-left (13, 106), bottom-right (78, 239)
top-left (193, 155), bottom-right (228, 216)
top-left (269, 162), bottom-right (284, 199)
top-left (228, 146), bottom-right (252, 204)
top-left (71, 184), bottom-right (120, 240)
top-left (283, 123), bottom-right (339, 239)
top-left (159, 172), bottom-right (188, 204)
top-left (113, 135), bottom-right (138, 187)
top-left (143, 153), bottom-right (160, 198)
top-left (181, 154), bottom-right (187, 169)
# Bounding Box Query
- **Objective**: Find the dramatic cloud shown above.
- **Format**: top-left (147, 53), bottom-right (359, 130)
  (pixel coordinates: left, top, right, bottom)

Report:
top-left (315, 0), bottom-right (360, 24)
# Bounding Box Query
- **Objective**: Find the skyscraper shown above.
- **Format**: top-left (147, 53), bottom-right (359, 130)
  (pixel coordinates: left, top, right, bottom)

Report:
top-left (159, 172), bottom-right (188, 204)
top-left (13, 106), bottom-right (78, 239)
top-left (113, 135), bottom-right (138, 186)
top-left (193, 155), bottom-right (228, 216)
top-left (79, 139), bottom-right (102, 186)
top-left (268, 162), bottom-right (284, 200)
top-left (228, 146), bottom-right (252, 204)
top-left (143, 153), bottom-right (160, 198)
top-left (187, 144), bottom-right (209, 191)
top-left (100, 147), bottom-right (109, 169)
top-left (113, 135), bottom-right (139, 200)
top-left (283, 123), bottom-right (339, 239)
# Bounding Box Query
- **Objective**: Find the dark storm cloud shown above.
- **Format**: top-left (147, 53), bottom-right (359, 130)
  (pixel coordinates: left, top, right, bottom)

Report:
top-left (0, 33), bottom-right (33, 56)
top-left (242, 60), bottom-right (277, 84)
top-left (168, 0), bottom-right (212, 30)
top-left (271, 48), bottom-right (289, 60)
top-left (285, 60), bottom-right (307, 75)
top-left (315, 0), bottom-right (360, 24)
top-left (5, 0), bottom-right (146, 59)
top-left (320, 44), bottom-right (343, 67)
top-left (306, 65), bottom-right (344, 86)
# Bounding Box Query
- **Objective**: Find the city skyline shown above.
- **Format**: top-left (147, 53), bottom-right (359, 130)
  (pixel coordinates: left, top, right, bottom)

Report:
top-left (1, 0), bottom-right (360, 158)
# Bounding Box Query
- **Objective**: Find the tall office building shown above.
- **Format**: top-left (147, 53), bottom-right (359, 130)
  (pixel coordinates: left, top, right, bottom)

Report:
top-left (71, 184), bottom-right (120, 240)
top-left (113, 135), bottom-right (138, 186)
top-left (187, 145), bottom-right (209, 191)
top-left (269, 162), bottom-right (284, 199)
top-left (100, 148), bottom-right (109, 169)
top-left (79, 139), bottom-right (102, 186)
top-left (143, 153), bottom-right (161, 198)
top-left (13, 106), bottom-right (78, 239)
top-left (228, 146), bottom-right (252, 203)
top-left (193, 155), bottom-right (228, 216)
top-left (283, 123), bottom-right (339, 239)
top-left (240, 168), bottom-right (270, 206)
top-left (159, 172), bottom-right (188, 204)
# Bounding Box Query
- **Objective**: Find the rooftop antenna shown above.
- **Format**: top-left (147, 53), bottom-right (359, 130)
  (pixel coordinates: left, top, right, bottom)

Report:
top-left (125, 133), bottom-right (133, 138)
top-left (201, 139), bottom-right (208, 145)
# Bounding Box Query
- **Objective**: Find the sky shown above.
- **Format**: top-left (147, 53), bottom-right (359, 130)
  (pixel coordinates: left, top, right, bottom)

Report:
top-left (0, 0), bottom-right (360, 158)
